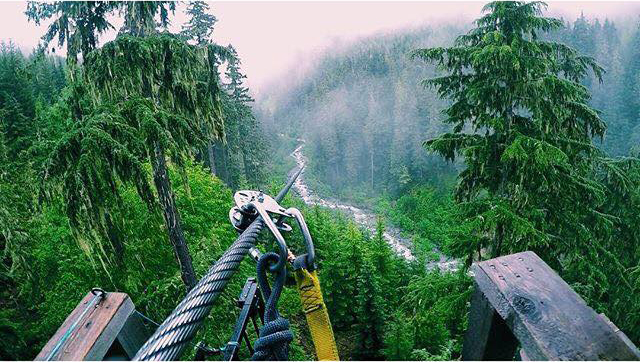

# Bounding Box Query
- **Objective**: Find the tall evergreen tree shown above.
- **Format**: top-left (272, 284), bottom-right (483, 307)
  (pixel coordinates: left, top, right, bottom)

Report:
top-left (354, 255), bottom-right (385, 360)
top-left (222, 46), bottom-right (268, 187)
top-left (181, 1), bottom-right (217, 46)
top-left (225, 46), bottom-right (252, 103)
top-left (37, 3), bottom-right (221, 289)
top-left (181, 1), bottom-right (225, 177)
top-left (618, 22), bottom-right (640, 154)
top-left (0, 43), bottom-right (35, 158)
top-left (118, 1), bottom-right (175, 37)
top-left (414, 1), bottom-right (640, 342)
top-left (413, 1), bottom-right (612, 260)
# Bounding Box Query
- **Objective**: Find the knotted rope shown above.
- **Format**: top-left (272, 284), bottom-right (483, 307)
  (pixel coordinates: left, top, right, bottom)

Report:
top-left (251, 252), bottom-right (293, 360)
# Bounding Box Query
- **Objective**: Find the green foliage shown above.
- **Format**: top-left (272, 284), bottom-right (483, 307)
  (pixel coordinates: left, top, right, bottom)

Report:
top-left (178, 1), bottom-right (267, 190)
top-left (119, 2), bottom-right (175, 37)
top-left (26, 1), bottom-right (176, 63)
top-left (0, 42), bottom-right (65, 159)
top-left (181, 1), bottom-right (217, 46)
top-left (0, 163), bottom-right (272, 360)
top-left (84, 34), bottom-right (224, 142)
top-left (39, 33), bottom-right (227, 288)
top-left (4, 2), bottom-right (640, 361)
top-left (276, 196), bottom-right (470, 360)
top-left (354, 254), bottom-right (386, 359)
top-left (546, 15), bottom-right (640, 155)
top-left (416, 0), bottom-right (640, 346)
top-left (3, 4), bottom-right (281, 359)
top-left (415, 0), bottom-right (606, 257)
top-left (379, 185), bottom-right (474, 263)
top-left (209, 45), bottom-right (268, 189)
top-left (25, 2), bottom-right (118, 63)
top-left (382, 311), bottom-right (415, 360)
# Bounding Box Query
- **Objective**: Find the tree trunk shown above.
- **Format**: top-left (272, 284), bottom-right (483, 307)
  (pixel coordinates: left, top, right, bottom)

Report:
top-left (370, 149), bottom-right (374, 190)
top-left (104, 211), bottom-right (124, 266)
top-left (493, 223), bottom-right (504, 258)
top-left (222, 144), bottom-right (231, 186)
top-left (207, 139), bottom-right (217, 176)
top-left (151, 144), bottom-right (197, 290)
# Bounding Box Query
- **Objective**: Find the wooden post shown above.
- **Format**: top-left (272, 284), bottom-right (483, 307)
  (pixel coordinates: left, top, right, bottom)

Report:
top-left (35, 291), bottom-right (154, 361)
top-left (463, 251), bottom-right (640, 361)
top-left (462, 284), bottom-right (518, 360)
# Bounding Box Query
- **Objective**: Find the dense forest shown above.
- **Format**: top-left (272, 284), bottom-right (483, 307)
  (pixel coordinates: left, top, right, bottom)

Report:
top-left (262, 0), bottom-right (640, 358)
top-left (261, 11), bottom-right (640, 200)
top-left (1, 1), bottom-right (639, 361)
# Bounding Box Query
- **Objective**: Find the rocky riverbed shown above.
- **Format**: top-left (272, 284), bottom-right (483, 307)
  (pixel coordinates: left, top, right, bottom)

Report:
top-left (290, 142), bottom-right (460, 272)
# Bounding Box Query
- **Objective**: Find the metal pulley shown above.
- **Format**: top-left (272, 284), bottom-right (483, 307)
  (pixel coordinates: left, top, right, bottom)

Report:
top-left (229, 190), bottom-right (316, 271)
top-left (229, 191), bottom-right (292, 233)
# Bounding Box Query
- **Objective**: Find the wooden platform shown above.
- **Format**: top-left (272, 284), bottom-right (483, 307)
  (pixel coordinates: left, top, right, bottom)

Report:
top-left (35, 291), bottom-right (153, 361)
top-left (463, 251), bottom-right (640, 361)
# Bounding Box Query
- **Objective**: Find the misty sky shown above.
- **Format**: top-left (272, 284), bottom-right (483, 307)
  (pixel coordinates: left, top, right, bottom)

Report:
top-left (2, 1), bottom-right (640, 96)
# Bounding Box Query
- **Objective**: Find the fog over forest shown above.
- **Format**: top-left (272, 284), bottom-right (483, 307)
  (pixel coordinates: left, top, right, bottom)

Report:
top-left (1, 2), bottom-right (640, 361)
top-left (259, 14), bottom-right (640, 201)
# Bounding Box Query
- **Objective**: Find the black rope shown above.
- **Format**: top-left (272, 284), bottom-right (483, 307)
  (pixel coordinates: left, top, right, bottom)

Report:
top-left (251, 253), bottom-right (293, 361)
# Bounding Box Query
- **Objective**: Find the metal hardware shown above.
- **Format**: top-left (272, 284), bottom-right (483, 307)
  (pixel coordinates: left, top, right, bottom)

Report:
top-left (284, 207), bottom-right (316, 270)
top-left (230, 191), bottom-right (290, 272)
top-left (249, 247), bottom-right (263, 262)
top-left (229, 186), bottom-right (317, 273)
top-left (229, 189), bottom-right (317, 272)
top-left (133, 167), bottom-right (302, 361)
top-left (194, 342), bottom-right (223, 360)
top-left (195, 278), bottom-right (264, 361)
top-left (229, 207), bottom-right (292, 233)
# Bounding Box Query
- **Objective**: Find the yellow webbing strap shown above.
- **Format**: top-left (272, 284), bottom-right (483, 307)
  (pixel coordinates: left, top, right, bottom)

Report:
top-left (294, 267), bottom-right (340, 361)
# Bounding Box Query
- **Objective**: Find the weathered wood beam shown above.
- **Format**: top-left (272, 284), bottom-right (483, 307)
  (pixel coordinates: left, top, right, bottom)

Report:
top-left (463, 251), bottom-right (640, 361)
top-left (35, 291), bottom-right (153, 361)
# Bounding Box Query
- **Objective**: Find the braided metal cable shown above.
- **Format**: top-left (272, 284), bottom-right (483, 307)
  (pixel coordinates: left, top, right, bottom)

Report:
top-left (133, 167), bottom-right (302, 361)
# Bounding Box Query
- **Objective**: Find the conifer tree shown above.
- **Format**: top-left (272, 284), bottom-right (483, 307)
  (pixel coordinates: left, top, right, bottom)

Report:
top-left (43, 34), bottom-right (224, 290)
top-left (38, 3), bottom-right (221, 289)
top-left (413, 1), bottom-right (614, 261)
top-left (354, 255), bottom-right (386, 359)
top-left (180, 1), bottom-right (229, 178)
top-left (181, 1), bottom-right (217, 46)
top-left (222, 45), bottom-right (268, 187)
top-left (0, 43), bottom-right (36, 158)
top-left (382, 311), bottom-right (415, 360)
top-left (225, 46), bottom-right (252, 103)
top-left (618, 22), bottom-right (640, 154)
top-left (25, 1), bottom-right (119, 67)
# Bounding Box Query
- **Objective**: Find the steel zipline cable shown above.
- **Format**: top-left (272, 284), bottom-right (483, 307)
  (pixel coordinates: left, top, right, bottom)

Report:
top-left (133, 167), bottom-right (303, 361)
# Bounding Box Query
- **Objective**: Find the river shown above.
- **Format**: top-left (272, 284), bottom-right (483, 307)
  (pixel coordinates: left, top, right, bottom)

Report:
top-left (290, 142), bottom-right (460, 272)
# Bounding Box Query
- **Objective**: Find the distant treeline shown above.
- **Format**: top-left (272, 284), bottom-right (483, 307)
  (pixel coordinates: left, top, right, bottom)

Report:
top-left (551, 14), bottom-right (640, 156)
top-left (261, 15), bottom-right (640, 199)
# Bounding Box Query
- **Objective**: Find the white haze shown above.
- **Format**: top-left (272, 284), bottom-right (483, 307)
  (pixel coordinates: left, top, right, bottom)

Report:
top-left (1, 1), bottom-right (640, 99)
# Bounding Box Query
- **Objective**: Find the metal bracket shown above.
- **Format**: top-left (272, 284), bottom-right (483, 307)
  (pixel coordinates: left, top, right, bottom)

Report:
top-left (229, 191), bottom-right (316, 271)
top-left (284, 207), bottom-right (316, 270)
top-left (229, 191), bottom-right (293, 233)
top-left (195, 278), bottom-right (265, 361)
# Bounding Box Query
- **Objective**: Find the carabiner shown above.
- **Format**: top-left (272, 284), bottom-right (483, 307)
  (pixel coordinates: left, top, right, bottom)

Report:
top-left (285, 208), bottom-right (316, 270)
top-left (246, 202), bottom-right (289, 273)
top-left (229, 191), bottom-right (316, 272)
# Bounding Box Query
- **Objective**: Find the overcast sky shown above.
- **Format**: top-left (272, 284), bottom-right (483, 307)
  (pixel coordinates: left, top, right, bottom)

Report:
top-left (2, 1), bottom-right (640, 96)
